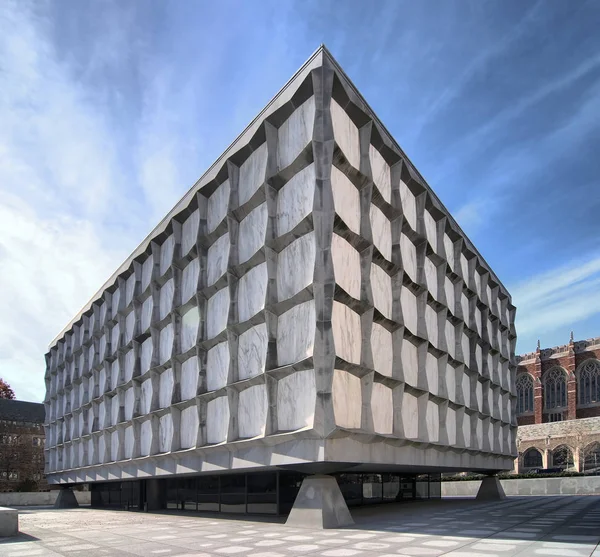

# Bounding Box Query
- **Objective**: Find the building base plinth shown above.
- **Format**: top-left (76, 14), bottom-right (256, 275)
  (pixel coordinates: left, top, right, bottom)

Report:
top-left (476, 476), bottom-right (506, 501)
top-left (285, 475), bottom-right (354, 529)
top-left (54, 488), bottom-right (79, 509)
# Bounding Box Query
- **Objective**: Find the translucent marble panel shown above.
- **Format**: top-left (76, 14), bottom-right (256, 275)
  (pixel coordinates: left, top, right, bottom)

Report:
top-left (400, 180), bottom-right (417, 231)
top-left (332, 234), bottom-right (360, 300)
top-left (141, 295), bottom-right (153, 332)
top-left (460, 253), bottom-right (469, 282)
top-left (400, 234), bottom-right (417, 283)
top-left (446, 407), bottom-right (457, 445)
top-left (160, 235), bottom-right (175, 276)
top-left (425, 257), bottom-right (439, 300)
top-left (181, 209), bottom-right (200, 256)
top-left (475, 380), bottom-right (483, 412)
top-left (206, 397), bottom-right (229, 444)
top-left (159, 324), bottom-right (173, 364)
top-left (277, 300), bottom-right (315, 366)
top-left (371, 323), bottom-right (392, 377)
top-left (99, 366), bottom-right (107, 394)
top-left (276, 164), bottom-right (315, 236)
top-left (445, 321), bottom-right (456, 359)
top-left (446, 364), bottom-right (457, 403)
top-left (425, 304), bottom-right (439, 349)
top-left (124, 425), bottom-right (135, 459)
top-left (140, 378), bottom-right (153, 415)
top-left (277, 369), bottom-right (315, 431)
top-left (239, 143), bottom-right (267, 206)
top-left (238, 262), bottom-right (268, 322)
top-left (461, 333), bottom-right (470, 366)
top-left (87, 438), bottom-right (95, 466)
top-left (443, 234), bottom-right (455, 271)
top-left (400, 285), bottom-right (418, 335)
top-left (369, 145), bottom-right (391, 204)
top-left (278, 96), bottom-right (315, 169)
top-left (159, 368), bottom-right (174, 408)
top-left (110, 359), bottom-right (120, 391)
top-left (159, 413), bottom-right (174, 453)
top-left (425, 400), bottom-right (440, 443)
top-left (277, 233), bottom-right (315, 302)
top-left (372, 382), bottom-right (393, 434)
top-left (207, 233), bottom-right (230, 286)
top-left (332, 302), bottom-right (361, 365)
top-left (181, 257), bottom-right (200, 304)
top-left (370, 264), bottom-right (392, 319)
top-left (444, 276), bottom-right (455, 314)
top-left (474, 271), bottom-right (482, 300)
top-left (180, 405), bottom-right (199, 449)
top-left (181, 306), bottom-right (200, 353)
top-left (207, 180), bottom-right (230, 233)
top-left (474, 307), bottom-right (483, 337)
top-left (122, 311), bottom-right (134, 345)
top-left (140, 420), bottom-right (153, 456)
top-left (181, 356), bottom-right (199, 400)
top-left (238, 384), bottom-right (268, 438)
top-left (370, 204), bottom-right (392, 261)
top-left (111, 288), bottom-right (121, 320)
top-left (460, 292), bottom-right (470, 323)
top-left (475, 343), bottom-right (483, 375)
top-left (331, 99), bottom-right (360, 169)
top-left (159, 279), bottom-right (174, 321)
top-left (424, 210), bottom-right (438, 252)
top-left (206, 288), bottom-right (229, 339)
top-left (331, 166), bottom-right (360, 235)
top-left (426, 351), bottom-right (439, 396)
top-left (99, 335), bottom-right (107, 360)
top-left (401, 390), bottom-right (419, 439)
top-left (124, 387), bottom-right (135, 421)
top-left (239, 203), bottom-right (268, 264)
top-left (332, 369), bottom-right (361, 429)
top-left (111, 431), bottom-right (120, 461)
top-left (206, 341), bottom-right (229, 391)
top-left (401, 337), bottom-right (419, 386)
top-left (238, 323), bottom-right (268, 381)
top-left (136, 338), bottom-right (152, 377)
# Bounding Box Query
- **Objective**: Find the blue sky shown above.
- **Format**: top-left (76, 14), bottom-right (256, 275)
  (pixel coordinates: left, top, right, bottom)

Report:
top-left (1, 0), bottom-right (599, 401)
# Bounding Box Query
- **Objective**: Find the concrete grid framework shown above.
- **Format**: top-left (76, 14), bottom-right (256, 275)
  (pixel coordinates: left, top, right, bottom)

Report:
top-left (44, 47), bottom-right (517, 489)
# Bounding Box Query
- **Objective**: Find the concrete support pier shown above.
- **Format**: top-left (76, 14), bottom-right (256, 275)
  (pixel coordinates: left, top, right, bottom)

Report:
top-left (53, 487), bottom-right (79, 509)
top-left (0, 507), bottom-right (18, 537)
top-left (285, 475), bottom-right (354, 529)
top-left (476, 475), bottom-right (506, 501)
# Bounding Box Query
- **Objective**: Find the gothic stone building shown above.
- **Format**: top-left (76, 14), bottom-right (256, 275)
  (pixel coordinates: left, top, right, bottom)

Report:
top-left (0, 399), bottom-right (47, 491)
top-left (515, 335), bottom-right (600, 473)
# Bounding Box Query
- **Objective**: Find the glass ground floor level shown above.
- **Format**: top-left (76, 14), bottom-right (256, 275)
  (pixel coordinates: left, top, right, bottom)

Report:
top-left (90, 471), bottom-right (441, 516)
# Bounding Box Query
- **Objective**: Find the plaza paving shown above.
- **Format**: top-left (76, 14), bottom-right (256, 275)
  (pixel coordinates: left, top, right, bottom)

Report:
top-left (1, 496), bottom-right (599, 557)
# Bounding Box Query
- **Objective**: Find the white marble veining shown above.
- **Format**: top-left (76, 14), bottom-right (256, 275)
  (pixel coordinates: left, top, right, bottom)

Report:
top-left (159, 323), bottom-right (174, 364)
top-left (206, 396), bottom-right (229, 444)
top-left (369, 145), bottom-right (391, 204)
top-left (445, 321), bottom-right (456, 359)
top-left (425, 304), bottom-right (439, 349)
top-left (206, 288), bottom-right (229, 339)
top-left (400, 179), bottom-right (417, 231)
top-left (276, 163), bottom-right (315, 236)
top-left (111, 288), bottom-right (120, 320)
top-left (181, 209), bottom-right (200, 256)
top-left (207, 180), bottom-right (230, 234)
top-left (238, 384), bottom-right (268, 438)
top-left (238, 323), bottom-right (268, 380)
top-left (278, 96), bottom-right (315, 169)
top-left (159, 413), bottom-right (174, 452)
top-left (277, 300), bottom-right (315, 366)
top-left (159, 279), bottom-right (174, 321)
top-left (238, 262), bottom-right (268, 322)
top-left (332, 369), bottom-right (361, 428)
top-left (125, 273), bottom-right (136, 306)
top-left (160, 235), bottom-right (175, 276)
top-left (140, 378), bottom-right (153, 415)
top-left (110, 359), bottom-right (120, 390)
top-left (180, 356), bottom-right (199, 400)
top-left (331, 234), bottom-right (360, 300)
top-left (141, 295), bottom-right (153, 332)
top-left (371, 382), bottom-right (393, 434)
top-left (159, 368), bottom-right (174, 408)
top-left (125, 310), bottom-right (135, 344)
top-left (400, 285), bottom-right (418, 335)
top-left (140, 337), bottom-right (153, 374)
top-left (277, 369), bottom-right (315, 431)
top-left (371, 323), bottom-right (393, 377)
top-left (111, 430), bottom-right (120, 461)
top-left (426, 351), bottom-right (439, 396)
top-left (206, 341), bottom-right (229, 391)
top-left (124, 387), bottom-right (135, 421)
top-left (277, 233), bottom-right (315, 302)
top-left (207, 233), bottom-right (230, 286)
top-left (425, 257), bottom-right (439, 300)
top-left (424, 210), bottom-right (438, 252)
top-left (331, 165), bottom-right (360, 235)
top-left (110, 323), bottom-right (120, 354)
top-left (180, 405), bottom-right (199, 449)
top-left (239, 203), bottom-right (268, 264)
top-left (401, 336), bottom-right (419, 387)
top-left (370, 204), bottom-right (392, 261)
top-left (140, 419), bottom-right (153, 456)
top-left (331, 98), bottom-right (360, 169)
top-left (370, 264), bottom-right (392, 319)
top-left (181, 257), bottom-right (200, 304)
top-left (401, 390), bottom-right (419, 439)
top-left (124, 425), bottom-right (135, 458)
top-left (239, 143), bottom-right (267, 206)
top-left (443, 233), bottom-right (455, 271)
top-left (181, 306), bottom-right (200, 353)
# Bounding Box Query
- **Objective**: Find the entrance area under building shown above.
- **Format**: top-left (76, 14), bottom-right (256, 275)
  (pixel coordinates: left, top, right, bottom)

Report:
top-left (90, 471), bottom-right (442, 516)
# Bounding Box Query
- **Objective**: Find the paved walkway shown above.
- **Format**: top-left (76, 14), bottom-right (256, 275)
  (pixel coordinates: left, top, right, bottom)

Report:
top-left (1, 496), bottom-right (599, 557)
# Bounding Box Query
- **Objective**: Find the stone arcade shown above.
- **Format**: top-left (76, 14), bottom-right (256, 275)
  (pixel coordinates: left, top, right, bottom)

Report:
top-left (44, 47), bottom-right (517, 525)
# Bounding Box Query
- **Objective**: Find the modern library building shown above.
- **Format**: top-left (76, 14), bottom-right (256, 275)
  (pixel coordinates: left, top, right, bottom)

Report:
top-left (44, 46), bottom-right (517, 524)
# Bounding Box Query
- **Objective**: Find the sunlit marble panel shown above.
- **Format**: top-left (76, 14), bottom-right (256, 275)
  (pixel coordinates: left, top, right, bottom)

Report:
top-left (332, 369), bottom-right (361, 429)
top-left (141, 296), bottom-right (153, 332)
top-left (238, 262), bottom-right (268, 322)
top-left (401, 337), bottom-right (419, 387)
top-left (278, 96), bottom-right (315, 169)
top-left (140, 378), bottom-right (153, 415)
top-left (426, 351), bottom-right (439, 396)
top-left (159, 413), bottom-right (174, 453)
top-left (331, 98), bottom-right (360, 169)
top-left (371, 323), bottom-right (392, 377)
top-left (207, 180), bottom-right (230, 234)
top-left (331, 166), bottom-right (360, 235)
top-left (239, 143), bottom-right (267, 206)
top-left (424, 210), bottom-right (438, 252)
top-left (207, 233), bottom-right (230, 286)
top-left (277, 369), bottom-right (315, 431)
top-left (425, 304), bottom-right (439, 349)
top-left (206, 397), bottom-right (229, 444)
top-left (331, 234), bottom-right (360, 300)
top-left (125, 310), bottom-right (135, 344)
top-left (332, 302), bottom-right (361, 365)
top-left (277, 233), bottom-right (315, 302)
top-left (180, 405), bottom-right (199, 449)
top-left (181, 306), bottom-right (200, 353)
top-left (276, 164), bottom-right (315, 236)
top-left (124, 425), bottom-right (135, 459)
top-left (159, 324), bottom-right (173, 364)
top-left (277, 300), bottom-right (315, 366)
top-left (159, 368), bottom-right (174, 408)
top-left (371, 382), bottom-right (393, 434)
top-left (369, 145), bottom-right (391, 204)
top-left (400, 285), bottom-right (418, 335)
top-left (159, 279), bottom-right (174, 321)
top-left (370, 264), bottom-right (392, 319)
top-left (181, 356), bottom-right (199, 400)
top-left (181, 209), bottom-right (200, 256)
top-left (160, 235), bottom-right (175, 276)
top-left (370, 204), bottom-right (392, 262)
top-left (181, 258), bottom-right (200, 304)
top-left (400, 179), bottom-right (417, 231)
top-left (206, 288), bottom-right (229, 339)
top-left (239, 203), bottom-right (268, 264)
top-left (401, 390), bottom-right (419, 439)
top-left (238, 384), bottom-right (268, 438)
top-left (238, 323), bottom-right (268, 381)
top-left (140, 419), bottom-right (153, 456)
top-left (206, 341), bottom-right (229, 391)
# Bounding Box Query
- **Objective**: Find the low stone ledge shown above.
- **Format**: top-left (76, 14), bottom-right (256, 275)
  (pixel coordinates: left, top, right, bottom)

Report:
top-left (0, 507), bottom-right (18, 537)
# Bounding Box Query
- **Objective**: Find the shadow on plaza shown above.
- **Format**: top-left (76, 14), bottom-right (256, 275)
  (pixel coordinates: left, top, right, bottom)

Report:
top-left (0, 532), bottom-right (40, 544)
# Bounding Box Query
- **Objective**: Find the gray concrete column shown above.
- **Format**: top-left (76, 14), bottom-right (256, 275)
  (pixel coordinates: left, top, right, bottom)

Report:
top-left (476, 475), bottom-right (506, 501)
top-left (285, 475), bottom-right (354, 529)
top-left (54, 487), bottom-right (79, 508)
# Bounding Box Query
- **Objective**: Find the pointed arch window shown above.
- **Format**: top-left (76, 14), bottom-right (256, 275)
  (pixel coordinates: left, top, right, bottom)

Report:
top-left (577, 359), bottom-right (600, 405)
top-left (516, 373), bottom-right (534, 414)
top-left (522, 448), bottom-right (542, 469)
top-left (583, 442), bottom-right (600, 472)
top-left (543, 367), bottom-right (567, 410)
top-left (551, 445), bottom-right (573, 470)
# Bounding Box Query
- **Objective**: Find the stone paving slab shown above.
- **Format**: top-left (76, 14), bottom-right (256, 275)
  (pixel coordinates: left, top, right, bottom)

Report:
top-left (1, 497), bottom-right (599, 557)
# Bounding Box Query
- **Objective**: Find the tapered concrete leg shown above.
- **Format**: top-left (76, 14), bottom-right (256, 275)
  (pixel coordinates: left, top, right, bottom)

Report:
top-left (285, 475), bottom-right (354, 529)
top-left (54, 488), bottom-right (79, 508)
top-left (476, 476), bottom-right (506, 501)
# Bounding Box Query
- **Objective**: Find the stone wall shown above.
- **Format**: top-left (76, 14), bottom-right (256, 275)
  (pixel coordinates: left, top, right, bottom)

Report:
top-left (442, 476), bottom-right (600, 497)
top-left (0, 491), bottom-right (90, 506)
